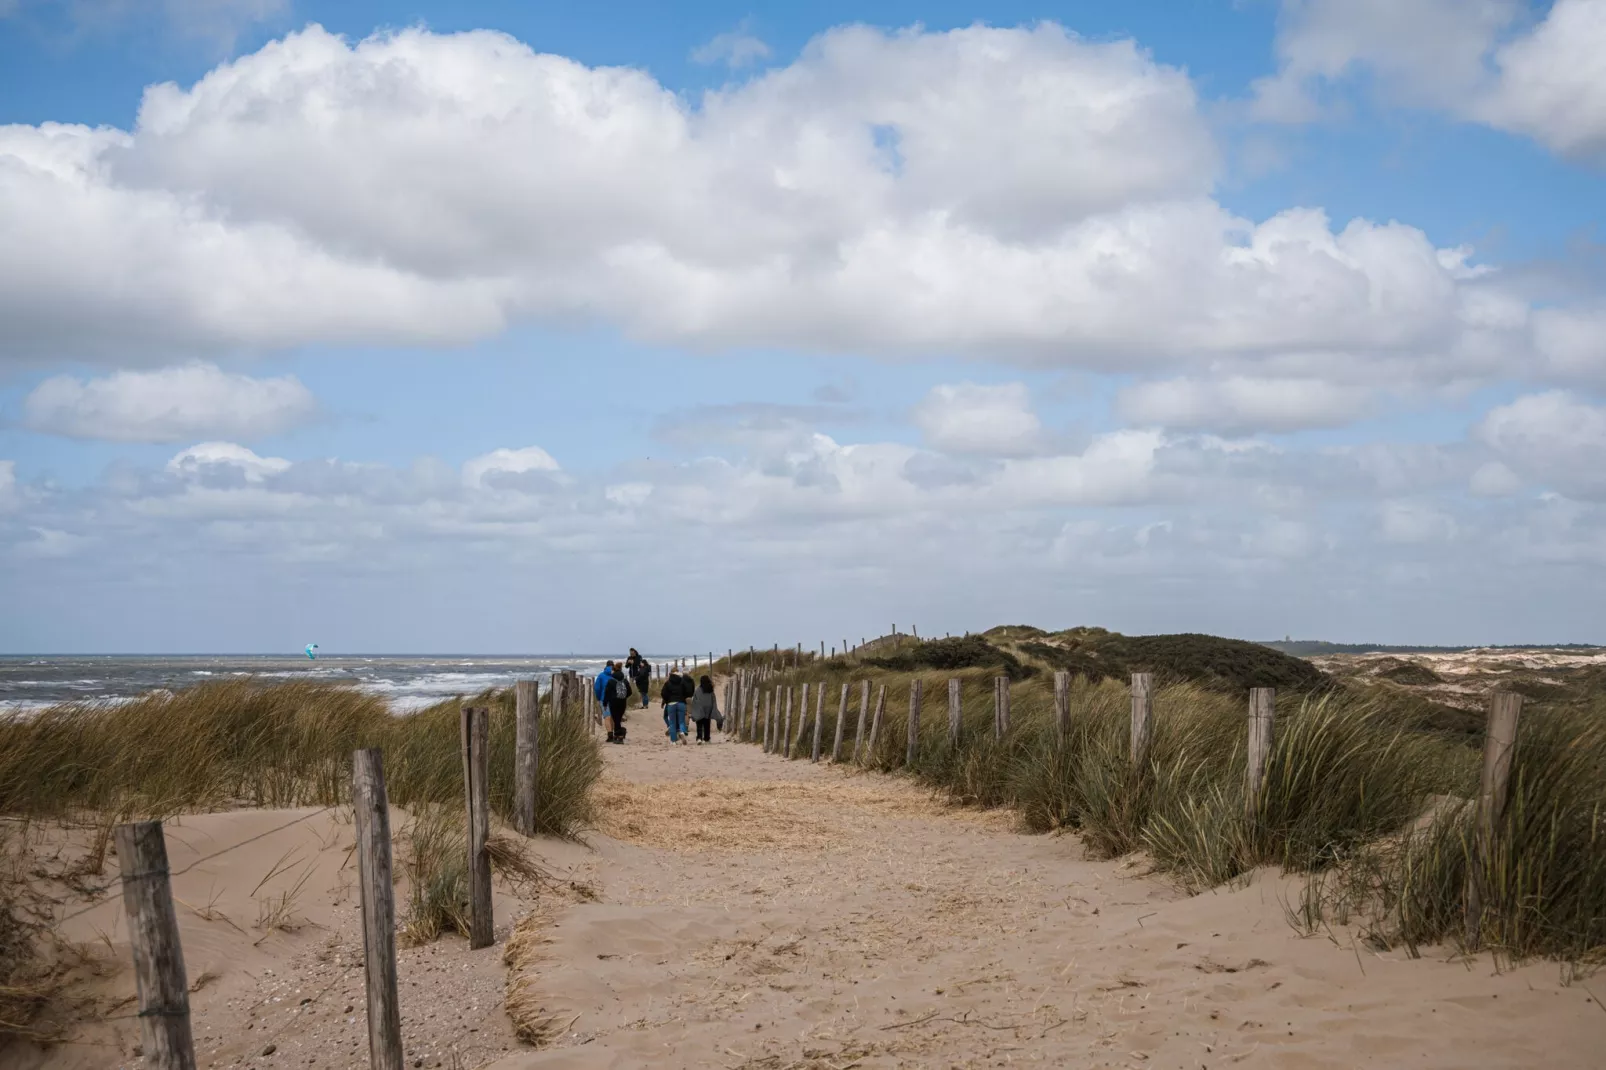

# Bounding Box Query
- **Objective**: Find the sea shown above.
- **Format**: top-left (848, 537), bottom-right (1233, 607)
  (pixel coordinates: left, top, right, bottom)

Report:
top-left (0, 654), bottom-right (691, 715)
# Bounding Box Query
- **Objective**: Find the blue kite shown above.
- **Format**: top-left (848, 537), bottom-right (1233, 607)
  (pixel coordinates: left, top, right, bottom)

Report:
top-left (305, 643), bottom-right (319, 660)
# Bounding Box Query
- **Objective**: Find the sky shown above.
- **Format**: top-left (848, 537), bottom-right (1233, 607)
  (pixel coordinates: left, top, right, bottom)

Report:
top-left (0, 0), bottom-right (1603, 654)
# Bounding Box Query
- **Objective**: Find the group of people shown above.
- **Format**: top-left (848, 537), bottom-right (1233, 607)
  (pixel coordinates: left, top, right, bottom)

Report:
top-left (592, 647), bottom-right (722, 745)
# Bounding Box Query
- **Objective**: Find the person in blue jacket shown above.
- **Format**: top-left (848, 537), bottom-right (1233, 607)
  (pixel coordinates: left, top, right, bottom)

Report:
top-left (594, 662), bottom-right (616, 706)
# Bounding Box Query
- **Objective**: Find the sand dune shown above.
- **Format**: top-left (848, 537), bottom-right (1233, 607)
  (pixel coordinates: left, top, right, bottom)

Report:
top-left (13, 720), bottom-right (1604, 1069)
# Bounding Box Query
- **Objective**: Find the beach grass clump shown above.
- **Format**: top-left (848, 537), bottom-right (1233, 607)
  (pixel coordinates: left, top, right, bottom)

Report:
top-left (0, 680), bottom-right (602, 838)
top-left (1340, 700), bottom-right (1606, 961)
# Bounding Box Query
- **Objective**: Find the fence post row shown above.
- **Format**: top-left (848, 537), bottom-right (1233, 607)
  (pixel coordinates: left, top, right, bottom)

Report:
top-left (906, 678), bottom-right (923, 767)
top-left (115, 820), bottom-right (198, 1070)
top-left (1130, 673), bottom-right (1153, 769)
top-left (1245, 688), bottom-right (1276, 818)
top-left (1466, 691), bottom-right (1523, 950)
top-left (514, 679), bottom-right (540, 837)
top-left (352, 749), bottom-right (404, 1070)
top-left (460, 705), bottom-right (494, 950)
top-left (948, 678), bottom-right (962, 746)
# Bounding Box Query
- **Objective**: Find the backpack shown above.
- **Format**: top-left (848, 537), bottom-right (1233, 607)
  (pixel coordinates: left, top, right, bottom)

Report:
top-left (607, 675), bottom-right (631, 705)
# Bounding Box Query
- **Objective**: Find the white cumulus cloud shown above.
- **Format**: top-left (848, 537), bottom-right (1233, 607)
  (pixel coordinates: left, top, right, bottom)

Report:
top-left (462, 446), bottom-right (561, 489)
top-left (913, 382), bottom-right (1044, 455)
top-left (1117, 376), bottom-right (1371, 433)
top-left (23, 362), bottom-right (316, 442)
top-left (166, 441), bottom-right (291, 482)
top-left (3, 19), bottom-right (1533, 392)
top-left (1476, 391), bottom-right (1606, 500)
top-left (1253, 0), bottom-right (1606, 160)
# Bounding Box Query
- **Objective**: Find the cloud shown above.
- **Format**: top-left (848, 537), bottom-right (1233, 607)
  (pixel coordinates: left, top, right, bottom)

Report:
top-left (691, 20), bottom-right (771, 68)
top-left (913, 382), bottom-right (1044, 455)
top-left (1381, 500), bottom-right (1458, 543)
top-left (1252, 0), bottom-right (1606, 160)
top-left (22, 362), bottom-right (316, 442)
top-left (1, 19), bottom-right (1585, 408)
top-left (462, 446), bottom-right (560, 489)
top-left (1117, 376), bottom-right (1371, 433)
top-left (166, 441), bottom-right (291, 482)
top-left (1476, 391), bottom-right (1606, 499)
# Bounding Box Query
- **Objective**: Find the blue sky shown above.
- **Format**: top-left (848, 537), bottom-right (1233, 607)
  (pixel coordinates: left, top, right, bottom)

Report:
top-left (1, 0), bottom-right (1603, 652)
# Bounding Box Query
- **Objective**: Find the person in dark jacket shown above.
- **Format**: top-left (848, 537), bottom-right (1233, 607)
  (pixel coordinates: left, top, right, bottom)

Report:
top-left (660, 666), bottom-right (693, 744)
top-left (629, 650), bottom-right (652, 708)
top-left (603, 668), bottom-right (632, 743)
top-left (689, 674), bottom-right (721, 743)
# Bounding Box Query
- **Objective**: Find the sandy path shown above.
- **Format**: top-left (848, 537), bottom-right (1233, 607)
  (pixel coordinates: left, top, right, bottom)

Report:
top-left (491, 726), bottom-right (1604, 1069)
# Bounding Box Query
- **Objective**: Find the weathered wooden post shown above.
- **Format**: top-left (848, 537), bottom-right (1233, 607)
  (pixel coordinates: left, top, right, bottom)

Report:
top-left (993, 676), bottom-right (1011, 739)
top-left (1465, 692), bottom-right (1523, 950)
top-left (749, 685), bottom-right (760, 743)
top-left (867, 683), bottom-right (887, 758)
top-left (783, 687), bottom-right (794, 758)
top-left (1054, 671), bottom-right (1071, 737)
top-left (351, 750), bottom-right (403, 1070)
top-left (831, 682), bottom-right (850, 761)
top-left (1130, 673), bottom-right (1154, 769)
top-left (906, 679), bottom-right (923, 767)
top-left (514, 679), bottom-right (540, 837)
top-left (1246, 688), bottom-right (1276, 818)
top-left (114, 820), bottom-right (198, 1070)
top-left (811, 682), bottom-right (826, 761)
top-left (852, 680), bottom-right (870, 761)
top-left (461, 705), bottom-right (493, 949)
top-left (947, 678), bottom-right (962, 746)
top-left (797, 683), bottom-right (810, 760)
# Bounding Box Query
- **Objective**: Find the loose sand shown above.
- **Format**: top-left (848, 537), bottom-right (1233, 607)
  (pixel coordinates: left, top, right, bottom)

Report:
top-left (11, 713), bottom-right (1606, 1069)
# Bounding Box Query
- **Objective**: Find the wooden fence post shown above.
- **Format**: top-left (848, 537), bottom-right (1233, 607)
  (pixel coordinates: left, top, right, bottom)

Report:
top-left (852, 680), bottom-right (870, 761)
top-left (1130, 673), bottom-right (1153, 769)
top-left (796, 683), bottom-right (810, 760)
top-left (906, 679), bottom-right (923, 767)
top-left (351, 750), bottom-right (403, 1070)
top-left (749, 685), bottom-right (760, 743)
top-left (1246, 688), bottom-right (1276, 818)
top-left (947, 678), bottom-right (962, 746)
top-left (867, 684), bottom-right (887, 759)
top-left (1465, 691), bottom-right (1523, 950)
top-left (831, 682), bottom-right (850, 761)
top-left (461, 706), bottom-right (493, 949)
top-left (783, 687), bottom-right (794, 758)
top-left (1054, 671), bottom-right (1070, 738)
top-left (811, 682), bottom-right (826, 761)
top-left (114, 820), bottom-right (197, 1070)
top-left (994, 676), bottom-right (1011, 739)
top-left (514, 680), bottom-right (540, 837)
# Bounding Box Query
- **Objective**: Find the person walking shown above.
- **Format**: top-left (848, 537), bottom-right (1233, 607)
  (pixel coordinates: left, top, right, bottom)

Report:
top-left (689, 674), bottom-right (721, 744)
top-left (660, 665), bottom-right (692, 744)
top-left (630, 651), bottom-right (652, 709)
top-left (603, 667), bottom-right (632, 743)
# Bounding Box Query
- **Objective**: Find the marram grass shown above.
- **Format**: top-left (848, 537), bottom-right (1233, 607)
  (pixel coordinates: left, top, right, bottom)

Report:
top-left (745, 657), bottom-right (1601, 961)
